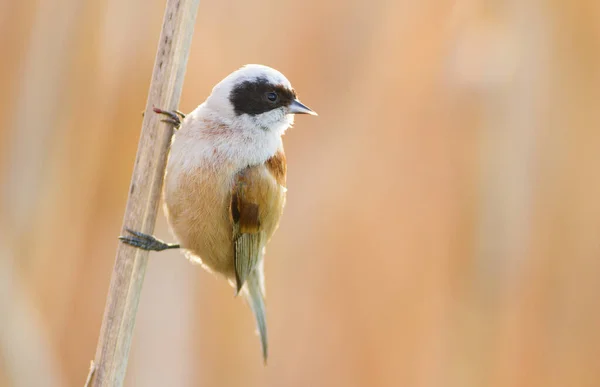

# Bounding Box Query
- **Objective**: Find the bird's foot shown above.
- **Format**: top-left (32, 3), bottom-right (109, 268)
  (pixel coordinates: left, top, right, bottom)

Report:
top-left (119, 228), bottom-right (180, 251)
top-left (153, 107), bottom-right (185, 129)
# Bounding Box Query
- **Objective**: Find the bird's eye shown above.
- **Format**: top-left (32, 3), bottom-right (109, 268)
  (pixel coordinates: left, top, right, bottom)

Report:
top-left (266, 92), bottom-right (278, 102)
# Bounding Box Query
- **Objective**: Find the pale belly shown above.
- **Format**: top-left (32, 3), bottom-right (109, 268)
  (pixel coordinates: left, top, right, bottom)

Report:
top-left (163, 163), bottom-right (238, 279)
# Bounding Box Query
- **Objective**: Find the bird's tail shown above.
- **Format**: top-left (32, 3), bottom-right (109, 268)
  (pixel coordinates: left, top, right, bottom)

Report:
top-left (242, 265), bottom-right (268, 363)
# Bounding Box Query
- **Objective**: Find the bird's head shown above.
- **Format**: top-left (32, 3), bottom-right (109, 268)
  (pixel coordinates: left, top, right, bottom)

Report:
top-left (205, 64), bottom-right (316, 135)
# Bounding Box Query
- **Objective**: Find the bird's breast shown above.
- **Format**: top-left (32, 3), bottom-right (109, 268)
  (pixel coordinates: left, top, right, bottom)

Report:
top-left (163, 144), bottom-right (236, 276)
top-left (163, 134), bottom-right (286, 279)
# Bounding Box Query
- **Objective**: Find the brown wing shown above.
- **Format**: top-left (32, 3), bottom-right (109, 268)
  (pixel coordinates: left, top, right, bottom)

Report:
top-left (265, 149), bottom-right (287, 186)
top-left (230, 151), bottom-right (287, 293)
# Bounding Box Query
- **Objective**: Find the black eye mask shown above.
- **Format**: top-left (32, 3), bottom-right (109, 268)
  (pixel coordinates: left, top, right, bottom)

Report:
top-left (229, 77), bottom-right (296, 116)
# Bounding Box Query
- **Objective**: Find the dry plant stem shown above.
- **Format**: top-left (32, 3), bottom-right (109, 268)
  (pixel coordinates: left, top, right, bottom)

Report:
top-left (90, 0), bottom-right (200, 386)
top-left (84, 361), bottom-right (95, 387)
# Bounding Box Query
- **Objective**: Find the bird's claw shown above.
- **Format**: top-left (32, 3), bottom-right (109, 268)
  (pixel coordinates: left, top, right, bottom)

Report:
top-left (119, 228), bottom-right (180, 251)
top-left (153, 107), bottom-right (185, 129)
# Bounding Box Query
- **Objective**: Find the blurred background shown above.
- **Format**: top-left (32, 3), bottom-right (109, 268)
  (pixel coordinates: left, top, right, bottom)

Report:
top-left (1, 0), bottom-right (600, 386)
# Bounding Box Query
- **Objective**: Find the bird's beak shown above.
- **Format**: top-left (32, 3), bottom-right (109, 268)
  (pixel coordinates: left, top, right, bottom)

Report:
top-left (288, 99), bottom-right (318, 116)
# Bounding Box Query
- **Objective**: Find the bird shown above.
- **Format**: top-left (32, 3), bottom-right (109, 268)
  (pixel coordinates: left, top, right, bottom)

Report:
top-left (119, 64), bottom-right (317, 362)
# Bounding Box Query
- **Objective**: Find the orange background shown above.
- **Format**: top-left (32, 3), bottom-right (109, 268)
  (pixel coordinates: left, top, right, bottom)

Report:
top-left (1, 0), bottom-right (600, 386)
